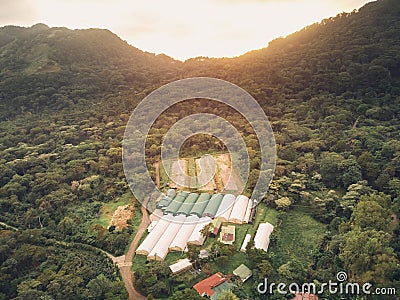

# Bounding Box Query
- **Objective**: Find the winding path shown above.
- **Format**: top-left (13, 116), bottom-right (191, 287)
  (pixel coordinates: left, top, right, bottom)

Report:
top-left (108, 201), bottom-right (150, 300)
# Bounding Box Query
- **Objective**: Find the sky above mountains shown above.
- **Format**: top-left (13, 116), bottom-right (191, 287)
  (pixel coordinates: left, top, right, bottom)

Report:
top-left (1, 0), bottom-right (371, 60)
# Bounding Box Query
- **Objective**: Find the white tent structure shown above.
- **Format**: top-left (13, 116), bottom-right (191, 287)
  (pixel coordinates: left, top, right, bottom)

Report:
top-left (169, 215), bottom-right (198, 251)
top-left (169, 258), bottom-right (192, 274)
top-left (188, 217), bottom-right (212, 245)
top-left (136, 214), bottom-right (173, 255)
top-left (240, 234), bottom-right (251, 252)
top-left (254, 222), bottom-right (274, 252)
top-left (243, 199), bottom-right (253, 224)
top-left (148, 215), bottom-right (185, 261)
top-left (215, 194), bottom-right (235, 222)
top-left (228, 195), bottom-right (249, 224)
top-left (147, 220), bottom-right (158, 232)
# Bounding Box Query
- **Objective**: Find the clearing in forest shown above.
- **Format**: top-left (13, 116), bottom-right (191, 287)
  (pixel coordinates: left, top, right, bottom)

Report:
top-left (158, 153), bottom-right (243, 194)
top-left (94, 194), bottom-right (134, 230)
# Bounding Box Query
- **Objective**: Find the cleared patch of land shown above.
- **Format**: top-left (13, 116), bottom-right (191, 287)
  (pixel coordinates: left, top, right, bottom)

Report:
top-left (159, 153), bottom-right (244, 193)
top-left (93, 193), bottom-right (133, 229)
top-left (110, 204), bottom-right (134, 230)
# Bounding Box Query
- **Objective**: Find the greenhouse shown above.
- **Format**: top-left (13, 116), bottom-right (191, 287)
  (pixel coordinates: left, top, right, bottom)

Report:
top-left (164, 191), bottom-right (188, 215)
top-left (147, 215), bottom-right (186, 260)
top-left (202, 193), bottom-right (223, 218)
top-left (254, 222), bottom-right (274, 252)
top-left (177, 193), bottom-right (199, 215)
top-left (169, 215), bottom-right (199, 251)
top-left (215, 194), bottom-right (235, 222)
top-left (188, 217), bottom-right (212, 245)
top-left (243, 199), bottom-right (253, 223)
top-left (189, 193), bottom-right (211, 217)
top-left (136, 214), bottom-right (173, 255)
top-left (228, 195), bottom-right (249, 224)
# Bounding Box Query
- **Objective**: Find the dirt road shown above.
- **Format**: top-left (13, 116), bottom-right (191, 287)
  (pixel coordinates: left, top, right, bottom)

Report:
top-left (109, 200), bottom-right (150, 300)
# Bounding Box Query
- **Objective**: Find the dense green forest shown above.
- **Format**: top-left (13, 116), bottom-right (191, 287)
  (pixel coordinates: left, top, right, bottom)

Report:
top-left (0, 0), bottom-right (399, 299)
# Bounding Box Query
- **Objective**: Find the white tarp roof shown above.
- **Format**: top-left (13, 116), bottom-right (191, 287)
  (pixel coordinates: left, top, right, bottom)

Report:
top-left (148, 215), bottom-right (185, 260)
top-left (136, 214), bottom-right (173, 255)
top-left (229, 195), bottom-right (249, 224)
top-left (240, 234), bottom-right (251, 252)
top-left (243, 199), bottom-right (253, 223)
top-left (254, 222), bottom-right (274, 252)
top-left (169, 258), bottom-right (192, 274)
top-left (188, 216), bottom-right (212, 245)
top-left (215, 194), bottom-right (235, 221)
top-left (169, 215), bottom-right (198, 251)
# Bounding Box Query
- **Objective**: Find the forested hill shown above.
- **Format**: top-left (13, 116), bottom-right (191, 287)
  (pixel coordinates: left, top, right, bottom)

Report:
top-left (0, 23), bottom-right (179, 119)
top-left (0, 0), bottom-right (399, 299)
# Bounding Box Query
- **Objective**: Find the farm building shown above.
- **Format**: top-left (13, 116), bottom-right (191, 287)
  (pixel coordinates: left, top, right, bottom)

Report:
top-left (190, 193), bottom-right (211, 217)
top-left (177, 193), bottom-right (199, 215)
top-left (148, 215), bottom-right (186, 260)
top-left (233, 264), bottom-right (252, 282)
top-left (169, 215), bottom-right (198, 251)
top-left (209, 218), bottom-right (222, 237)
top-left (219, 225), bottom-right (235, 245)
top-left (166, 188), bottom-right (176, 198)
top-left (243, 199), bottom-right (253, 223)
top-left (193, 272), bottom-right (227, 298)
top-left (254, 222), bottom-right (274, 252)
top-left (228, 195), bottom-right (249, 224)
top-left (188, 217), bottom-right (212, 245)
top-left (156, 195), bottom-right (173, 209)
top-left (215, 194), bottom-right (235, 222)
top-left (147, 220), bottom-right (158, 232)
top-left (202, 193), bottom-right (223, 218)
top-left (240, 234), bottom-right (251, 252)
top-left (169, 258), bottom-right (192, 274)
top-left (164, 191), bottom-right (188, 215)
top-left (136, 214), bottom-right (173, 255)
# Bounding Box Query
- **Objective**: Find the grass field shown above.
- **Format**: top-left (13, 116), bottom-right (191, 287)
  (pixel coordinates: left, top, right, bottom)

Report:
top-left (270, 206), bottom-right (326, 267)
top-left (92, 193), bottom-right (132, 228)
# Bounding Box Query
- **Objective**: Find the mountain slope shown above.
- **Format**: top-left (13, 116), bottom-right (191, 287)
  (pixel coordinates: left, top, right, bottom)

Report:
top-left (0, 24), bottom-right (179, 119)
top-left (0, 0), bottom-right (399, 299)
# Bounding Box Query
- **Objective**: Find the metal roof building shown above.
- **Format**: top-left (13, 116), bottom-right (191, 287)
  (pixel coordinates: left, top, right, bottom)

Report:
top-left (202, 193), bottom-right (223, 218)
top-left (233, 264), bottom-right (252, 282)
top-left (190, 193), bottom-right (211, 217)
top-left (169, 215), bottom-right (198, 251)
top-left (228, 195), bottom-right (249, 224)
top-left (147, 215), bottom-right (185, 261)
top-left (164, 191), bottom-right (188, 215)
top-left (215, 194), bottom-right (235, 222)
top-left (136, 214), bottom-right (173, 255)
top-left (254, 222), bottom-right (274, 252)
top-left (177, 193), bottom-right (199, 215)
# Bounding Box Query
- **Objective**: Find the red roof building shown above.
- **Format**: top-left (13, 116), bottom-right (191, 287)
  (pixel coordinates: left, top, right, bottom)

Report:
top-left (193, 272), bottom-right (227, 297)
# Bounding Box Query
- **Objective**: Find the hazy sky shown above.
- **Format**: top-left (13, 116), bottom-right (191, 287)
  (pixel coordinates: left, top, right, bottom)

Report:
top-left (1, 0), bottom-right (372, 60)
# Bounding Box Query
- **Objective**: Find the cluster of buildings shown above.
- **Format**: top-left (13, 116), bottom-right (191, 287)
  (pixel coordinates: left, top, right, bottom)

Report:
top-left (136, 191), bottom-right (260, 261)
top-left (136, 189), bottom-right (275, 261)
top-left (156, 191), bottom-right (257, 224)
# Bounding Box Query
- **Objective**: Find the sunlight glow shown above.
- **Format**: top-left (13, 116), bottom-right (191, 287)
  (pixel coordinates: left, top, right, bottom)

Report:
top-left (1, 0), bottom-right (372, 60)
